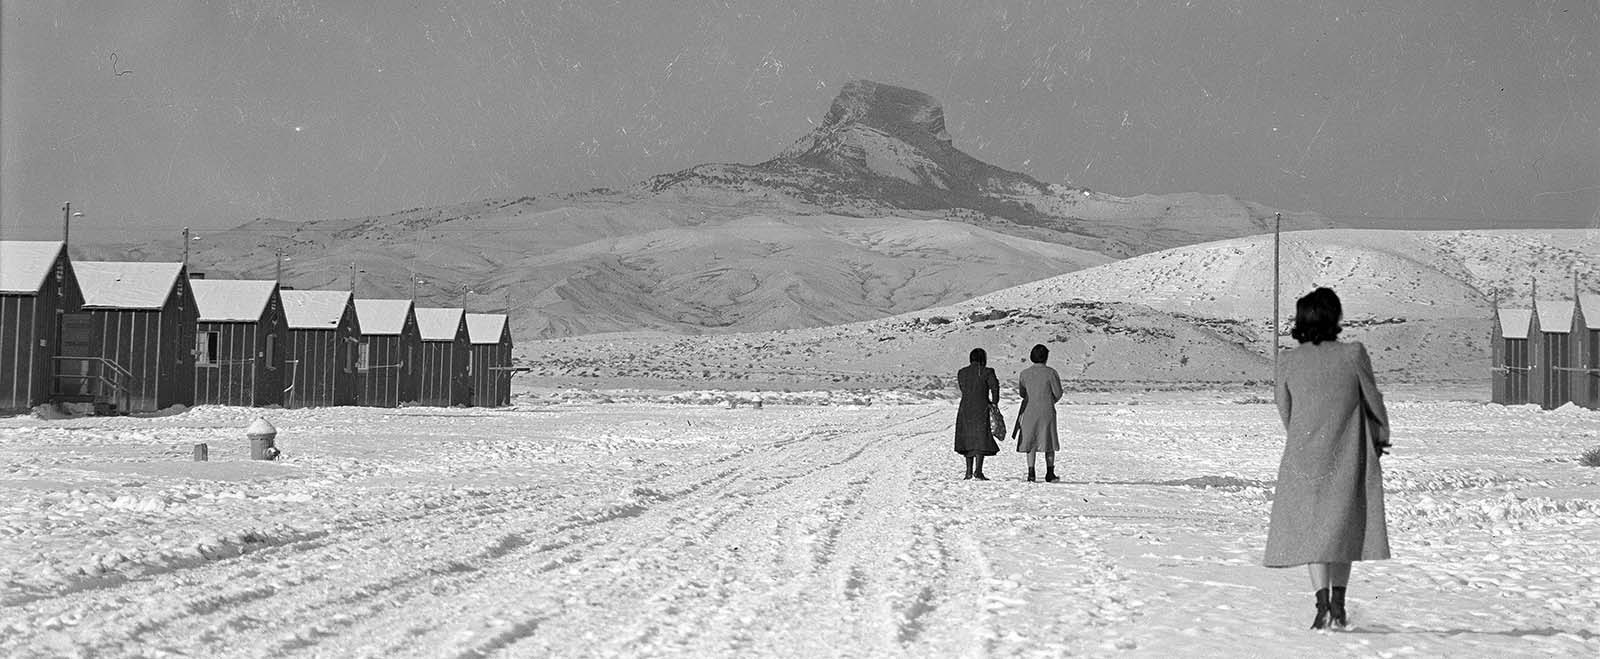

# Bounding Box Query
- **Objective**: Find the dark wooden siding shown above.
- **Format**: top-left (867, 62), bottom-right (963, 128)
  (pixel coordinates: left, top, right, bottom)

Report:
top-left (193, 321), bottom-right (261, 406)
top-left (1, 251), bottom-right (80, 414)
top-left (1582, 329), bottom-right (1599, 409)
top-left (257, 293), bottom-right (287, 407)
top-left (1539, 331), bottom-right (1571, 409)
top-left (358, 335), bottom-right (405, 407)
top-left (418, 318), bottom-right (469, 407)
top-left (80, 299), bottom-right (195, 413)
top-left (1490, 316), bottom-right (1505, 404)
top-left (286, 328), bottom-right (357, 407)
top-left (284, 303), bottom-right (358, 408)
top-left (357, 309), bottom-right (421, 407)
top-left (286, 329), bottom-right (333, 408)
top-left (1496, 338), bottom-right (1530, 405)
top-left (1, 294), bottom-right (49, 413)
top-left (417, 339), bottom-right (458, 406)
top-left (468, 326), bottom-right (513, 407)
top-left (1527, 311), bottom-right (1547, 409)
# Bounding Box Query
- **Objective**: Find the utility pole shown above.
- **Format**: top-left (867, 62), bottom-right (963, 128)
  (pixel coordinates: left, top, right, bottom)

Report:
top-left (61, 203), bottom-right (83, 250)
top-left (349, 262), bottom-right (357, 294)
top-left (1272, 212), bottom-right (1282, 385)
top-left (460, 284), bottom-right (468, 310)
top-left (275, 249), bottom-right (284, 286)
top-left (504, 290), bottom-right (512, 315)
top-left (182, 227), bottom-right (191, 267)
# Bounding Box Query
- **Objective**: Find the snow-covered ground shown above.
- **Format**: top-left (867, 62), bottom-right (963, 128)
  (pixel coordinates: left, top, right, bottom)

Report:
top-left (2, 386), bottom-right (1597, 657)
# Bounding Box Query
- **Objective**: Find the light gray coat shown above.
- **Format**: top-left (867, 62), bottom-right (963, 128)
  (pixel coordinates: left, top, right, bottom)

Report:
top-left (1014, 363), bottom-right (1063, 453)
top-left (1264, 340), bottom-right (1391, 567)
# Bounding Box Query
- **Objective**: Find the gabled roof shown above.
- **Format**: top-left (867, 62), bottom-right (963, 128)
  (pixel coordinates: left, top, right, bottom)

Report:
top-left (191, 279), bottom-right (277, 322)
top-left (1534, 300), bottom-right (1573, 335)
top-left (280, 290), bottom-right (352, 329)
top-left (0, 241), bottom-right (65, 294)
top-left (355, 299), bottom-right (413, 335)
top-left (1497, 308), bottom-right (1533, 340)
top-left (1579, 294), bottom-right (1600, 330)
top-left (414, 307), bottom-right (465, 341)
top-left (465, 313), bottom-right (508, 344)
top-left (74, 261), bottom-right (184, 309)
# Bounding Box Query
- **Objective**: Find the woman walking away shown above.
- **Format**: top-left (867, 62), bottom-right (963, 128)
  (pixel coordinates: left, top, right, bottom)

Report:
top-left (1013, 344), bottom-right (1063, 482)
top-left (1265, 287), bottom-right (1392, 631)
top-left (954, 348), bottom-right (1001, 480)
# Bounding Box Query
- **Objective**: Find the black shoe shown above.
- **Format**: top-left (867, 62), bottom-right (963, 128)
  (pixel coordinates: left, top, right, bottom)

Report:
top-left (1330, 587), bottom-right (1348, 628)
top-left (973, 472), bottom-right (989, 481)
top-left (963, 472), bottom-right (973, 480)
top-left (1044, 469), bottom-right (1059, 483)
top-left (1027, 468), bottom-right (1036, 482)
top-left (1311, 588), bottom-right (1331, 630)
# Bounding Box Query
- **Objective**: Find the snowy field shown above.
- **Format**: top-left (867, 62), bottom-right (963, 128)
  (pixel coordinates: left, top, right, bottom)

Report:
top-left (2, 386), bottom-right (1597, 658)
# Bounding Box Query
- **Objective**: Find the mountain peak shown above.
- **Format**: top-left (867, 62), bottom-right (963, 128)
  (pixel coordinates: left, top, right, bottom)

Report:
top-left (771, 80), bottom-right (1042, 198)
top-left (819, 80), bottom-right (951, 144)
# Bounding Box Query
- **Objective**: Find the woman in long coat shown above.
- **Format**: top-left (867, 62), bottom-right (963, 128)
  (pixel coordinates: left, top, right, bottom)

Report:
top-left (954, 348), bottom-right (1001, 480)
top-left (1013, 344), bottom-right (1063, 482)
top-left (1265, 287), bottom-right (1392, 630)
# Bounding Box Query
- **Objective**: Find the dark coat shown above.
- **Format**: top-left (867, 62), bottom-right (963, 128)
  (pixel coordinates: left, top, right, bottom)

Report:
top-left (1265, 341), bottom-right (1391, 567)
top-left (954, 363), bottom-right (1000, 456)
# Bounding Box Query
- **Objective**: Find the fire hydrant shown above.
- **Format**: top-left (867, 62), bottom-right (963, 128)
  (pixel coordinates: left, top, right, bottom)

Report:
top-left (247, 417), bottom-right (280, 460)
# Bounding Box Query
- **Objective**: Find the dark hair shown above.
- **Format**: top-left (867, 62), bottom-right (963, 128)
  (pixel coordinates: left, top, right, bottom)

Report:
top-left (1291, 287), bottom-right (1343, 344)
top-left (1029, 344), bottom-right (1049, 363)
top-left (969, 348), bottom-right (987, 365)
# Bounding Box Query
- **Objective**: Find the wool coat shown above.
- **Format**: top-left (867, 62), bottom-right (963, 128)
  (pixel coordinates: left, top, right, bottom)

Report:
top-left (1014, 363), bottom-right (1063, 453)
top-left (954, 364), bottom-right (1000, 456)
top-left (1264, 340), bottom-right (1392, 567)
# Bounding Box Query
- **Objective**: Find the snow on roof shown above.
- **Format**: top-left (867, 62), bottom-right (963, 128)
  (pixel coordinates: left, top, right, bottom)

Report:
top-left (414, 307), bottom-right (465, 341)
top-left (465, 313), bottom-right (508, 344)
top-left (74, 261), bottom-right (183, 309)
top-left (1534, 300), bottom-right (1573, 334)
top-left (190, 279), bottom-right (276, 322)
top-left (0, 241), bottom-right (64, 294)
top-left (1497, 308), bottom-right (1533, 340)
top-left (280, 290), bottom-right (352, 329)
top-left (1580, 294), bottom-right (1600, 330)
top-left (355, 299), bottom-right (413, 335)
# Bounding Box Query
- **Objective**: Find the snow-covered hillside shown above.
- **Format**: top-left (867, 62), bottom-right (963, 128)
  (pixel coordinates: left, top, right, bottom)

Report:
top-left (517, 229), bottom-right (1598, 387)
top-left (975, 229), bottom-right (1600, 322)
top-left (2, 390), bottom-right (1596, 656)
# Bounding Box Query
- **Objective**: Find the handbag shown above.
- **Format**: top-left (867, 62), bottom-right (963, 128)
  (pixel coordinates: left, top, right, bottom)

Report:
top-left (988, 404), bottom-right (1006, 441)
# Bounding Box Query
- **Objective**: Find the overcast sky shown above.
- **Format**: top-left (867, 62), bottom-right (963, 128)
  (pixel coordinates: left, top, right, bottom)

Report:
top-left (3, 0), bottom-right (1596, 241)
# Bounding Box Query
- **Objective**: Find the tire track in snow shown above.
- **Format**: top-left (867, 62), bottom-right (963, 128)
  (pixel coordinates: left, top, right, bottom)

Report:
top-left (411, 407), bottom-right (954, 657)
top-left (8, 483), bottom-right (583, 657)
top-left (4, 405), bottom-right (968, 657)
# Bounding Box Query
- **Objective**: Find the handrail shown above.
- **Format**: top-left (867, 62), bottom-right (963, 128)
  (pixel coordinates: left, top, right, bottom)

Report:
top-left (54, 355), bottom-right (134, 380)
top-left (51, 355), bottom-right (133, 412)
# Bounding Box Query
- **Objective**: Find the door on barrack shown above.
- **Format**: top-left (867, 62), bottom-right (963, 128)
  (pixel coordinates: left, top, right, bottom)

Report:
top-left (56, 313), bottom-right (95, 398)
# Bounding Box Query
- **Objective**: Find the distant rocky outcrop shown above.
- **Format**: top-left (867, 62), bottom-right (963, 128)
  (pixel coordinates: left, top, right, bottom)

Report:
top-left (646, 79), bottom-right (1332, 256)
top-left (774, 80), bottom-right (1045, 196)
top-left (109, 80), bottom-right (1334, 341)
